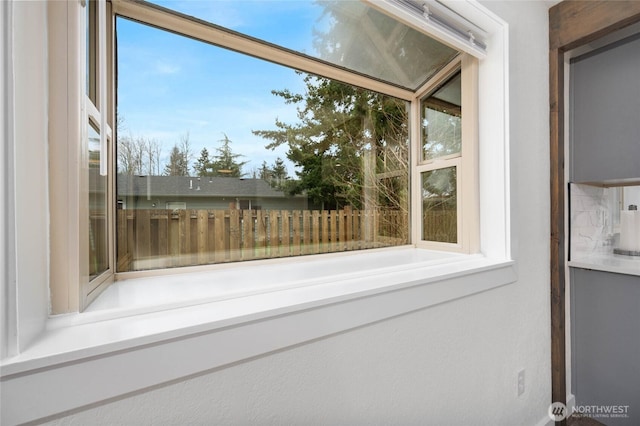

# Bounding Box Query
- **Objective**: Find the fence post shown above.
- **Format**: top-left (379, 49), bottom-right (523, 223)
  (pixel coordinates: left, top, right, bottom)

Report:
top-left (269, 210), bottom-right (279, 258)
top-left (292, 210), bottom-right (301, 256)
top-left (321, 210), bottom-right (329, 253)
top-left (197, 210), bottom-right (208, 265)
top-left (303, 210), bottom-right (311, 255)
top-left (207, 212), bottom-right (215, 263)
top-left (229, 209), bottom-right (240, 262)
top-left (178, 209), bottom-right (190, 267)
top-left (312, 210), bottom-right (320, 254)
top-left (214, 210), bottom-right (225, 263)
top-left (256, 210), bottom-right (266, 259)
top-left (168, 211), bottom-right (179, 267)
top-left (281, 210), bottom-right (290, 257)
top-left (135, 209), bottom-right (151, 267)
top-left (242, 210), bottom-right (254, 261)
top-left (330, 210), bottom-right (337, 253)
top-left (155, 210), bottom-right (169, 269)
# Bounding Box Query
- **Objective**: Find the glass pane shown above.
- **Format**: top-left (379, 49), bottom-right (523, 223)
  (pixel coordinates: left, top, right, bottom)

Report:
top-left (116, 18), bottom-right (409, 272)
top-left (89, 122), bottom-right (109, 279)
top-left (421, 71), bottom-right (461, 161)
top-left (421, 167), bottom-right (457, 243)
top-left (146, 0), bottom-right (458, 90)
top-left (87, 0), bottom-right (98, 105)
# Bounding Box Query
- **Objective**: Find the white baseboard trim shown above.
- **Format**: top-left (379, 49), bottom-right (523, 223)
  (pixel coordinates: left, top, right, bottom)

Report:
top-left (566, 394), bottom-right (576, 416)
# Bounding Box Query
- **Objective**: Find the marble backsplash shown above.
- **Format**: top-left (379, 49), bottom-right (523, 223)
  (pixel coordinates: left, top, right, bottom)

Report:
top-left (570, 183), bottom-right (616, 259)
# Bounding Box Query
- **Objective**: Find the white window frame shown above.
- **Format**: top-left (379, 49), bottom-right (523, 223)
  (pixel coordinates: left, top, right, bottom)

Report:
top-left (84, 0), bottom-right (115, 302)
top-left (0, 1), bottom-right (512, 424)
top-left (48, 0), bottom-right (115, 314)
top-left (411, 55), bottom-right (479, 253)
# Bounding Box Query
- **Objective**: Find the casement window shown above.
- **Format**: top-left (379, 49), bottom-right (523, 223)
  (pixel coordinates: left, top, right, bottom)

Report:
top-left (85, 0), bottom-right (113, 287)
top-left (49, 0), bottom-right (483, 312)
top-left (413, 55), bottom-right (479, 252)
top-left (49, 0), bottom-right (116, 312)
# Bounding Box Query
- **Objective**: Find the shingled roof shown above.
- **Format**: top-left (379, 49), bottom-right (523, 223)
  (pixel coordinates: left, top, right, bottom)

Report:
top-left (117, 175), bottom-right (300, 199)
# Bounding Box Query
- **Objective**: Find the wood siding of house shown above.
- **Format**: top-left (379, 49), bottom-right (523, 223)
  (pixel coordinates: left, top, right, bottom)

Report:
top-left (122, 195), bottom-right (311, 212)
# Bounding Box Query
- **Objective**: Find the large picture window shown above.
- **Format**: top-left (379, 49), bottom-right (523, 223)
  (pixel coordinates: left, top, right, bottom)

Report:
top-left (49, 0), bottom-right (481, 309)
top-left (115, 16), bottom-right (411, 272)
top-left (111, 0), bottom-right (477, 275)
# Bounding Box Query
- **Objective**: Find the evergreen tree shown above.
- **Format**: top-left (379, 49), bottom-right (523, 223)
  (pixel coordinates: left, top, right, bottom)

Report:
top-left (163, 133), bottom-right (192, 176)
top-left (253, 73), bottom-right (408, 209)
top-left (258, 158), bottom-right (288, 189)
top-left (193, 147), bottom-right (214, 176)
top-left (163, 145), bottom-right (189, 176)
top-left (210, 134), bottom-right (248, 177)
top-left (271, 157), bottom-right (288, 185)
top-left (258, 161), bottom-right (271, 181)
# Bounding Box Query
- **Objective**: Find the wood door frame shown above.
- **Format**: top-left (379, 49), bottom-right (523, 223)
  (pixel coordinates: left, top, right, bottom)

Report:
top-left (549, 2), bottom-right (640, 424)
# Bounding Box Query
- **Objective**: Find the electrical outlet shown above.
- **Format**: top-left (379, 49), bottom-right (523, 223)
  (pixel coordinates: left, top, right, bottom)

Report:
top-left (518, 369), bottom-right (525, 396)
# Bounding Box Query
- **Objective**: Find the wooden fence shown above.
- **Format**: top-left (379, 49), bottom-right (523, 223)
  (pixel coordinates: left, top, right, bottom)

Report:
top-left (117, 207), bottom-right (408, 272)
top-left (422, 210), bottom-right (457, 243)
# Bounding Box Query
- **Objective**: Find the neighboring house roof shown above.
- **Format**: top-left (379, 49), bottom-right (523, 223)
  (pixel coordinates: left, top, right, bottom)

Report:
top-left (116, 174), bottom-right (300, 199)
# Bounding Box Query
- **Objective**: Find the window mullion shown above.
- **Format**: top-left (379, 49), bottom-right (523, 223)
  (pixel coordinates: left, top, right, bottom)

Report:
top-left (98, 0), bottom-right (108, 176)
top-left (460, 54), bottom-right (479, 253)
top-left (81, 0), bottom-right (114, 310)
top-left (86, 98), bottom-right (100, 125)
top-left (410, 96), bottom-right (422, 246)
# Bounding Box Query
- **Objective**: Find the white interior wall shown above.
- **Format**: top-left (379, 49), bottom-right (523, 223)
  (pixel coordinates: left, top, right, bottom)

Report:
top-left (11, 0), bottom-right (50, 354)
top-left (40, 1), bottom-right (552, 425)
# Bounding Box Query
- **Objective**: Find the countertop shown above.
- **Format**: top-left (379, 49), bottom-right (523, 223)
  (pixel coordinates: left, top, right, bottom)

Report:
top-left (569, 251), bottom-right (640, 277)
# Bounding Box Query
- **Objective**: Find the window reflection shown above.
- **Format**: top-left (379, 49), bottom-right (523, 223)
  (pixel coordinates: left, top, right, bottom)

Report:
top-left (89, 122), bottom-right (108, 279)
top-left (115, 19), bottom-right (410, 272)
top-left (421, 71), bottom-right (461, 162)
top-left (146, 0), bottom-right (458, 90)
top-left (421, 166), bottom-right (457, 243)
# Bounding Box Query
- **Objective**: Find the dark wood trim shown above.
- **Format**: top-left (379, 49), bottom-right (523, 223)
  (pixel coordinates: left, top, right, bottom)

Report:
top-left (550, 1), bottom-right (640, 51)
top-left (549, 46), bottom-right (565, 416)
top-left (549, 2), bottom-right (640, 425)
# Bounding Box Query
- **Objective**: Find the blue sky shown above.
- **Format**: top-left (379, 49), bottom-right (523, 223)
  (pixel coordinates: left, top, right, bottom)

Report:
top-left (116, 1), bottom-right (331, 176)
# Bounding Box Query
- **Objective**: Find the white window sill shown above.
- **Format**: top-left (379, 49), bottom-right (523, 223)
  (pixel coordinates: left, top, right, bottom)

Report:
top-left (0, 247), bottom-right (515, 425)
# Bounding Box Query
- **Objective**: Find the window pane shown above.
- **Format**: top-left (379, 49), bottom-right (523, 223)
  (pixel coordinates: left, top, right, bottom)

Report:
top-left (86, 0), bottom-right (98, 105)
top-left (116, 18), bottom-right (409, 272)
top-left (146, 0), bottom-right (458, 90)
top-left (421, 71), bottom-right (461, 161)
top-left (89, 122), bottom-right (109, 279)
top-left (421, 167), bottom-right (457, 243)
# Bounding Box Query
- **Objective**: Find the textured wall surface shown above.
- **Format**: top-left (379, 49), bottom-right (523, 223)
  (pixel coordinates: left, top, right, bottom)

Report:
top-left (44, 1), bottom-right (552, 425)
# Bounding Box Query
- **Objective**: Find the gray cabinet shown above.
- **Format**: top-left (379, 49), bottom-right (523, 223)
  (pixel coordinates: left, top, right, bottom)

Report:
top-left (571, 268), bottom-right (640, 425)
top-left (570, 34), bottom-right (640, 182)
